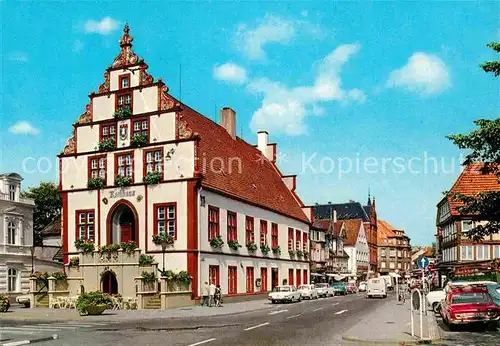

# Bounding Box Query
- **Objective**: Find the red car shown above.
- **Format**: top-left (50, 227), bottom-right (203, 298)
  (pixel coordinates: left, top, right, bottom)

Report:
top-left (440, 285), bottom-right (500, 329)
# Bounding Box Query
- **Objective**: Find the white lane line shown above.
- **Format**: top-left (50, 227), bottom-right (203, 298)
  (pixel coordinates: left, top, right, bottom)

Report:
top-left (32, 324), bottom-right (78, 329)
top-left (1, 327), bottom-right (60, 332)
top-left (332, 303), bottom-right (339, 306)
top-left (335, 309), bottom-right (348, 315)
top-left (268, 309), bottom-right (288, 315)
top-left (286, 314), bottom-right (301, 319)
top-left (313, 307), bottom-right (324, 312)
top-left (187, 338), bottom-right (217, 346)
top-left (65, 323), bottom-right (103, 327)
top-left (244, 322), bottom-right (270, 331)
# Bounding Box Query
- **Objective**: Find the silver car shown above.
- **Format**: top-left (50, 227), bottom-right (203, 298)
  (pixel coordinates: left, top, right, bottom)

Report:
top-left (315, 283), bottom-right (334, 298)
top-left (298, 284), bottom-right (318, 300)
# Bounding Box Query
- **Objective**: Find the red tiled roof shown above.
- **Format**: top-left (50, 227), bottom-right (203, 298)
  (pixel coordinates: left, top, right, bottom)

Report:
top-left (342, 219), bottom-right (362, 246)
top-left (313, 219), bottom-right (332, 231)
top-left (377, 219), bottom-right (397, 246)
top-left (181, 106), bottom-right (310, 223)
top-left (448, 163), bottom-right (500, 215)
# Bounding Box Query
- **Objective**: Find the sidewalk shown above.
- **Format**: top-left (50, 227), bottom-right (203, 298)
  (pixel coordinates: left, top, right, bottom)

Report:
top-left (0, 299), bottom-right (274, 323)
top-left (342, 296), bottom-right (442, 345)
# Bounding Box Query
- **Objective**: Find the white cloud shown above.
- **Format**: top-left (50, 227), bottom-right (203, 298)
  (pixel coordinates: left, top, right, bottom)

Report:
top-left (248, 43), bottom-right (365, 135)
top-left (84, 17), bottom-right (120, 35)
top-left (235, 14), bottom-right (323, 60)
top-left (9, 121), bottom-right (40, 135)
top-left (386, 52), bottom-right (451, 95)
top-left (213, 63), bottom-right (248, 84)
top-left (8, 51), bottom-right (28, 62)
top-left (72, 40), bottom-right (84, 53)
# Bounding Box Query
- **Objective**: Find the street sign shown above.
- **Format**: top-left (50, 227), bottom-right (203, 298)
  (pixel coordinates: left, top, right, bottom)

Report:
top-left (417, 256), bottom-right (430, 269)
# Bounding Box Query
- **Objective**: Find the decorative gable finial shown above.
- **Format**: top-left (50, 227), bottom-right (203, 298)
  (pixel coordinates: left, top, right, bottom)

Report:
top-left (120, 23), bottom-right (133, 47)
top-left (112, 23), bottom-right (139, 68)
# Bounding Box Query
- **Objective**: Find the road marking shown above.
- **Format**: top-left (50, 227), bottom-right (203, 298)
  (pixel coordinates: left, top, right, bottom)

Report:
top-left (335, 309), bottom-right (348, 315)
top-left (31, 324), bottom-right (79, 329)
top-left (268, 309), bottom-right (288, 315)
top-left (244, 322), bottom-right (270, 331)
top-left (313, 307), bottom-right (324, 312)
top-left (187, 338), bottom-right (216, 346)
top-left (332, 303), bottom-right (339, 306)
top-left (286, 314), bottom-right (301, 319)
top-left (1, 327), bottom-right (60, 332)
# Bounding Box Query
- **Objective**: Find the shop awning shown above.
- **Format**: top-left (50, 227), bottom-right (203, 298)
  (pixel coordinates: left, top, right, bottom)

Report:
top-left (389, 272), bottom-right (401, 278)
top-left (311, 273), bottom-right (325, 277)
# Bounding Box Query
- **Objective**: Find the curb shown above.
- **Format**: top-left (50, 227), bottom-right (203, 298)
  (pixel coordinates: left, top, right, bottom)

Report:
top-left (341, 335), bottom-right (442, 345)
top-left (1, 334), bottom-right (58, 346)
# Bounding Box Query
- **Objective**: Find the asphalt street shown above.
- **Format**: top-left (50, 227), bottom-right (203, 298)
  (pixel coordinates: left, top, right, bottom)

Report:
top-left (1, 293), bottom-right (385, 346)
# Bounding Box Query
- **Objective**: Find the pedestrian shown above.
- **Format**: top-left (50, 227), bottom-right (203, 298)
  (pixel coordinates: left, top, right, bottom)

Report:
top-left (201, 281), bottom-right (209, 307)
top-left (214, 284), bottom-right (222, 307)
top-left (209, 281), bottom-right (216, 307)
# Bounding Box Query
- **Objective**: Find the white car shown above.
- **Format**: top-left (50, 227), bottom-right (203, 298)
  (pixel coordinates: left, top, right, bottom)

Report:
top-left (16, 294), bottom-right (31, 308)
top-left (314, 283), bottom-right (334, 298)
top-left (268, 285), bottom-right (301, 304)
top-left (426, 280), bottom-right (497, 313)
top-left (298, 284), bottom-right (318, 300)
top-left (358, 281), bottom-right (367, 292)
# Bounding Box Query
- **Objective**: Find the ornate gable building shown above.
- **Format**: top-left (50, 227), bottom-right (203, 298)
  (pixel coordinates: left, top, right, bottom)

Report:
top-left (58, 25), bottom-right (311, 303)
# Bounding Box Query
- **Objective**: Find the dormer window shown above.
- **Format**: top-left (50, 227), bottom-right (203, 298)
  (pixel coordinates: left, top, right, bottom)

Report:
top-left (119, 74), bottom-right (130, 89)
top-left (9, 184), bottom-right (16, 201)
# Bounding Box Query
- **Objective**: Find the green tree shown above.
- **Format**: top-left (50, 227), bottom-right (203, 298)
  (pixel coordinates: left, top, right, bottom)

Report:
top-left (22, 182), bottom-right (61, 246)
top-left (446, 42), bottom-right (500, 241)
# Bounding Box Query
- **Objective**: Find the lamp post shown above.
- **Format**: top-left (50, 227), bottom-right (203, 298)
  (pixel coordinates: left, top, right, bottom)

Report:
top-left (161, 243), bottom-right (167, 273)
top-left (30, 246), bottom-right (35, 274)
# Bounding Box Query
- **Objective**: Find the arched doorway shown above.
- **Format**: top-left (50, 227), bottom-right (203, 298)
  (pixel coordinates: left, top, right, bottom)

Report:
top-left (102, 271), bottom-right (118, 295)
top-left (107, 200), bottom-right (138, 244)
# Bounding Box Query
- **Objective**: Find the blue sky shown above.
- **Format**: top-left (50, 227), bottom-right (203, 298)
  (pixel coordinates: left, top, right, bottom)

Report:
top-left (1, 1), bottom-right (499, 245)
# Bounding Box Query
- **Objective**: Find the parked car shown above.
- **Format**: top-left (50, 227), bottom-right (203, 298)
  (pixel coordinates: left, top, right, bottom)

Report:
top-left (358, 281), bottom-right (367, 292)
top-left (315, 283), bottom-right (334, 298)
top-left (298, 284), bottom-right (318, 300)
top-left (16, 294), bottom-right (31, 308)
top-left (440, 285), bottom-right (500, 329)
top-left (426, 280), bottom-right (497, 313)
top-left (366, 278), bottom-right (387, 298)
top-left (332, 282), bottom-right (348, 296)
top-left (486, 283), bottom-right (500, 307)
top-left (268, 285), bottom-right (301, 304)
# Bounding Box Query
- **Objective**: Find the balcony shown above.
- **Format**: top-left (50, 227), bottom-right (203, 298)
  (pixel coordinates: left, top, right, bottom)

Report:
top-left (0, 193), bottom-right (35, 205)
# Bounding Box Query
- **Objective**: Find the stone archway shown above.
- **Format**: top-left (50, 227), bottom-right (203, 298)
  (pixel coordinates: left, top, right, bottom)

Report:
top-left (101, 271), bottom-right (118, 295)
top-left (106, 199), bottom-right (139, 245)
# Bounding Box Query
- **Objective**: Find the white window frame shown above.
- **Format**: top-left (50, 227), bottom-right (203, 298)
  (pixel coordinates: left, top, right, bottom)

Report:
top-left (9, 184), bottom-right (16, 201)
top-left (7, 220), bottom-right (16, 245)
top-left (477, 245), bottom-right (490, 260)
top-left (7, 268), bottom-right (18, 292)
top-left (461, 245), bottom-right (473, 261)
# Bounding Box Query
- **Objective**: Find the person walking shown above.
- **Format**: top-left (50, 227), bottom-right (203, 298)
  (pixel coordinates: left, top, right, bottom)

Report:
top-left (201, 281), bottom-right (209, 307)
top-left (209, 281), bottom-right (216, 307)
top-left (214, 284), bottom-right (222, 307)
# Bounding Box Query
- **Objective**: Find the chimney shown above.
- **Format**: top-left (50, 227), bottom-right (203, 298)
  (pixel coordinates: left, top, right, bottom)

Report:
top-left (257, 131), bottom-right (268, 152)
top-left (220, 107), bottom-right (236, 139)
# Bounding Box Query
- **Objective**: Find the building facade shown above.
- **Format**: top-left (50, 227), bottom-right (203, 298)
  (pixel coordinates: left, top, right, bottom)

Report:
top-left (436, 164), bottom-right (500, 278)
top-left (0, 173), bottom-right (61, 299)
top-left (59, 25), bottom-right (311, 300)
top-left (309, 224), bottom-right (328, 275)
top-left (341, 219), bottom-right (369, 279)
top-left (313, 198), bottom-right (378, 273)
top-left (377, 220), bottom-right (412, 274)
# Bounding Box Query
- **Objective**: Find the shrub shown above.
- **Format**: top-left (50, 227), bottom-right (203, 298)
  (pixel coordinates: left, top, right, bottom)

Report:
top-left (260, 244), bottom-right (270, 255)
top-left (74, 239), bottom-right (95, 254)
top-left (210, 235), bottom-right (224, 249)
top-left (69, 256), bottom-right (80, 267)
top-left (114, 107), bottom-right (132, 119)
top-left (288, 250), bottom-right (296, 257)
top-left (115, 175), bottom-right (132, 187)
top-left (296, 250), bottom-right (304, 258)
top-left (76, 291), bottom-right (111, 315)
top-left (272, 245), bottom-right (281, 255)
top-left (98, 244), bottom-right (121, 256)
top-left (130, 134), bottom-right (148, 148)
top-left (246, 242), bottom-right (258, 252)
top-left (0, 294), bottom-right (10, 313)
top-left (152, 233), bottom-right (174, 246)
top-left (139, 254), bottom-right (155, 265)
top-left (120, 241), bottom-right (137, 255)
top-left (98, 138), bottom-right (116, 151)
top-left (51, 271), bottom-right (67, 281)
top-left (87, 177), bottom-right (105, 190)
top-left (141, 271), bottom-right (157, 284)
top-left (228, 240), bottom-right (242, 250)
top-left (143, 171), bottom-right (162, 185)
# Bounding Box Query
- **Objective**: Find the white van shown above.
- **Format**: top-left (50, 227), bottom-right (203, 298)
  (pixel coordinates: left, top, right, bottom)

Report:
top-left (379, 275), bottom-right (393, 291)
top-left (366, 278), bottom-right (387, 298)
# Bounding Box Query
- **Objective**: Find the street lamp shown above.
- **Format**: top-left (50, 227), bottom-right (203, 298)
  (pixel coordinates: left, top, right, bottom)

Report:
top-left (30, 246), bottom-right (35, 274)
top-left (161, 243), bottom-right (167, 273)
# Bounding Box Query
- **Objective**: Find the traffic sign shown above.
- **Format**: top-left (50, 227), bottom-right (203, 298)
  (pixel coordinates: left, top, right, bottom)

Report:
top-left (417, 256), bottom-right (430, 269)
